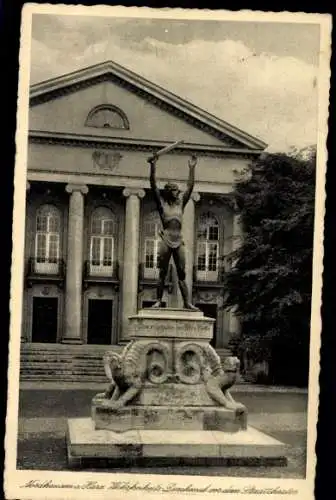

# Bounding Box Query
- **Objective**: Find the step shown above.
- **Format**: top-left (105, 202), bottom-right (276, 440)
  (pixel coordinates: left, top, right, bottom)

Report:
top-left (19, 344), bottom-right (234, 382)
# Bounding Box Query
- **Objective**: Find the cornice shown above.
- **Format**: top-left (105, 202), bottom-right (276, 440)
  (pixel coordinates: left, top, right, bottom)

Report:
top-left (29, 60), bottom-right (268, 151)
top-left (28, 130), bottom-right (262, 160)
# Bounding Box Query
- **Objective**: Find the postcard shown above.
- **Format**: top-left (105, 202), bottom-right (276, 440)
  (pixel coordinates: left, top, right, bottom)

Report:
top-left (5, 4), bottom-right (331, 499)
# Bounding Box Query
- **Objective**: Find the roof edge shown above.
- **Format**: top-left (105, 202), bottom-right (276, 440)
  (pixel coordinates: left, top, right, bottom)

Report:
top-left (29, 130), bottom-right (264, 156)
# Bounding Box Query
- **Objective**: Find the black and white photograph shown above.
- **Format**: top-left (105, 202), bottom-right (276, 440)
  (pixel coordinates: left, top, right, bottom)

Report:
top-left (5, 4), bottom-right (331, 499)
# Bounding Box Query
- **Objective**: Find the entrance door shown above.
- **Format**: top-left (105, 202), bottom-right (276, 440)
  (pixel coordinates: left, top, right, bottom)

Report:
top-left (195, 303), bottom-right (218, 347)
top-left (32, 297), bottom-right (58, 343)
top-left (87, 299), bottom-right (113, 345)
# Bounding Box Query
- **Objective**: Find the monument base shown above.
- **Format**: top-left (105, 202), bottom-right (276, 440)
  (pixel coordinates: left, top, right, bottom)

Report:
top-left (92, 403), bottom-right (246, 432)
top-left (66, 418), bottom-right (288, 469)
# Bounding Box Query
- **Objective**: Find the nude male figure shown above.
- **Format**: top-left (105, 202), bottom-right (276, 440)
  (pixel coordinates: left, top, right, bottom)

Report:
top-left (148, 153), bottom-right (199, 310)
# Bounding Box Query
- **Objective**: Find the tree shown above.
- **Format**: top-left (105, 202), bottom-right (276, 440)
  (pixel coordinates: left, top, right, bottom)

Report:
top-left (224, 147), bottom-right (316, 386)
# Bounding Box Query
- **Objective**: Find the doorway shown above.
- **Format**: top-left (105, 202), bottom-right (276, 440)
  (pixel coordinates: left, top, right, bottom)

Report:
top-left (87, 299), bottom-right (113, 345)
top-left (195, 303), bottom-right (218, 347)
top-left (32, 297), bottom-right (58, 343)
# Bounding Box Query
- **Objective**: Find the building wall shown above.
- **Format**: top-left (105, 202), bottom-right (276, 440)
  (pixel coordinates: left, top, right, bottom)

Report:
top-left (23, 182), bottom-right (237, 348)
top-left (28, 142), bottom-right (247, 192)
top-left (24, 72), bottom-right (251, 349)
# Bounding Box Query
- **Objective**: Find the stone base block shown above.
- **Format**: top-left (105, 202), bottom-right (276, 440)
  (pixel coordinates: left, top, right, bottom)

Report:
top-left (128, 308), bottom-right (214, 340)
top-left (133, 383), bottom-right (215, 406)
top-left (92, 402), bottom-right (246, 432)
top-left (66, 418), bottom-right (288, 469)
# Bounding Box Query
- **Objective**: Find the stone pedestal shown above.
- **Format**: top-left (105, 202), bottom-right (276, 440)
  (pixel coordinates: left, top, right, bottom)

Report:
top-left (67, 420), bottom-right (288, 468)
top-left (67, 308), bottom-right (287, 468)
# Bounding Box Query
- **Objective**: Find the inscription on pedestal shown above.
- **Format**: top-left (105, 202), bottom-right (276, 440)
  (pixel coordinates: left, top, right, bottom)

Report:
top-left (92, 404), bottom-right (244, 433)
top-left (128, 317), bottom-right (214, 340)
top-left (134, 383), bottom-right (214, 406)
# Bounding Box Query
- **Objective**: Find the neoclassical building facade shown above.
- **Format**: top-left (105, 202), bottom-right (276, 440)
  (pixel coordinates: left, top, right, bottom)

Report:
top-left (22, 60), bottom-right (266, 357)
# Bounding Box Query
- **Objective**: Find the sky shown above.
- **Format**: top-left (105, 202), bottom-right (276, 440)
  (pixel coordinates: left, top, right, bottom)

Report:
top-left (30, 13), bottom-right (321, 152)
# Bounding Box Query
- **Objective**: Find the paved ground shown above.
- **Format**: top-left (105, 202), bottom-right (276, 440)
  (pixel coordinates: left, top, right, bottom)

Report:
top-left (16, 389), bottom-right (308, 478)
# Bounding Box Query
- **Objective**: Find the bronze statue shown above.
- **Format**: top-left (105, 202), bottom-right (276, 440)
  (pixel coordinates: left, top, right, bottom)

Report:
top-left (148, 151), bottom-right (198, 310)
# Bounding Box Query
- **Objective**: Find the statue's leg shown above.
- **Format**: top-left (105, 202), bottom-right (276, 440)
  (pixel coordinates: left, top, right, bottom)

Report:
top-left (110, 386), bottom-right (120, 401)
top-left (152, 241), bottom-right (171, 308)
top-left (205, 378), bottom-right (234, 407)
top-left (173, 246), bottom-right (199, 310)
top-left (104, 383), bottom-right (116, 399)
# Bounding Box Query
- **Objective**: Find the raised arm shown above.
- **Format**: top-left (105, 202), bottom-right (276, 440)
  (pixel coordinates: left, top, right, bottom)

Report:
top-left (148, 156), bottom-right (163, 218)
top-left (182, 155), bottom-right (197, 208)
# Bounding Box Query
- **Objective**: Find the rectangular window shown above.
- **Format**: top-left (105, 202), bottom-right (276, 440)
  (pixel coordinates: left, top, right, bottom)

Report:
top-left (197, 242), bottom-right (219, 281)
top-left (145, 239), bottom-right (155, 269)
top-left (36, 233), bottom-right (46, 262)
top-left (91, 237), bottom-right (101, 266)
top-left (144, 238), bottom-right (159, 279)
top-left (209, 226), bottom-right (219, 241)
top-left (91, 219), bottom-right (101, 235)
top-left (144, 222), bottom-right (157, 237)
top-left (196, 241), bottom-right (206, 271)
top-left (102, 220), bottom-right (114, 235)
top-left (36, 215), bottom-right (47, 232)
top-left (35, 233), bottom-right (59, 274)
top-left (48, 234), bottom-right (59, 263)
top-left (208, 243), bottom-right (218, 271)
top-left (103, 237), bottom-right (113, 266)
top-left (197, 227), bottom-right (207, 240)
top-left (89, 236), bottom-right (114, 275)
top-left (48, 216), bottom-right (59, 233)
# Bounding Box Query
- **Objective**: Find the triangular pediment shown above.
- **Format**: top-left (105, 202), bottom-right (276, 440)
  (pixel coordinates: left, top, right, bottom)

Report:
top-left (29, 60), bottom-right (267, 152)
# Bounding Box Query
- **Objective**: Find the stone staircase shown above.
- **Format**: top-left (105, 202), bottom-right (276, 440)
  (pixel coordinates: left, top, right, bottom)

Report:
top-left (20, 343), bottom-right (233, 382)
top-left (20, 343), bottom-right (122, 382)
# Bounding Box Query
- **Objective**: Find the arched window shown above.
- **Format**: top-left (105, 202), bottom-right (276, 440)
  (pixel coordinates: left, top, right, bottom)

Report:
top-left (89, 207), bottom-right (116, 276)
top-left (196, 212), bottom-right (220, 281)
top-left (85, 105), bottom-right (129, 130)
top-left (143, 212), bottom-right (162, 279)
top-left (35, 205), bottom-right (61, 274)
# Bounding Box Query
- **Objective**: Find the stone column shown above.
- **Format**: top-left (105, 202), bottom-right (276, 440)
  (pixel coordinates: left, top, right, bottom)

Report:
top-left (62, 184), bottom-right (88, 344)
top-left (229, 211), bottom-right (243, 337)
top-left (171, 192), bottom-right (200, 308)
top-left (121, 188), bottom-right (145, 340)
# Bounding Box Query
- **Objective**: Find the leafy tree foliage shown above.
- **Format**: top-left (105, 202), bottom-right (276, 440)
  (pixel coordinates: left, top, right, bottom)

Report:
top-left (224, 147), bottom-right (316, 386)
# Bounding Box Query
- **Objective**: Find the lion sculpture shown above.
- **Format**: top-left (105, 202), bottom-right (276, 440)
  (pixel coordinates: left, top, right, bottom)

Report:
top-left (204, 355), bottom-right (247, 414)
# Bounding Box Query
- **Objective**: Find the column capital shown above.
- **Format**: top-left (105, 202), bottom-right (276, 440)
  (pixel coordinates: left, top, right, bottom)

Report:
top-left (191, 192), bottom-right (200, 203)
top-left (123, 187), bottom-right (145, 199)
top-left (66, 184), bottom-right (89, 195)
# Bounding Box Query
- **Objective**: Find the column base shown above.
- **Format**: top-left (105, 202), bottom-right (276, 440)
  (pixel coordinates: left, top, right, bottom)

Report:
top-left (118, 341), bottom-right (129, 346)
top-left (61, 338), bottom-right (84, 345)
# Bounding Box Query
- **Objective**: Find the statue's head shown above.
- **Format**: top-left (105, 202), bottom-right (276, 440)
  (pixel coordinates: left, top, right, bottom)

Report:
top-left (104, 352), bottom-right (122, 370)
top-left (222, 356), bottom-right (240, 373)
top-left (162, 182), bottom-right (180, 202)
